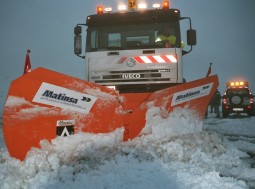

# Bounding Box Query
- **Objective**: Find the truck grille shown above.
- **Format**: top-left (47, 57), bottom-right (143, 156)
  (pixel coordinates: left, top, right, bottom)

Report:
top-left (93, 69), bottom-right (171, 84)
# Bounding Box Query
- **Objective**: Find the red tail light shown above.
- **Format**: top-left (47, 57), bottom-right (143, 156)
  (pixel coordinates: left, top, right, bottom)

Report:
top-left (223, 99), bottom-right (227, 104)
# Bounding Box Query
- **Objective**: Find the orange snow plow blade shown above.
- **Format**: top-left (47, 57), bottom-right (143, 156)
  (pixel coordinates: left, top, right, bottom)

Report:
top-left (3, 67), bottom-right (218, 160)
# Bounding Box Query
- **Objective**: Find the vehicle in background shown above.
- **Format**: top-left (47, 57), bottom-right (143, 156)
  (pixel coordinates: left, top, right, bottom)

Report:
top-left (222, 81), bottom-right (255, 117)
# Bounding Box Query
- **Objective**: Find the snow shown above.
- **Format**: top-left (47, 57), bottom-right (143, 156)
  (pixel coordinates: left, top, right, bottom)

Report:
top-left (1, 107), bottom-right (255, 189)
top-left (4, 96), bottom-right (60, 120)
top-left (142, 106), bottom-right (203, 137)
top-left (204, 115), bottom-right (255, 138)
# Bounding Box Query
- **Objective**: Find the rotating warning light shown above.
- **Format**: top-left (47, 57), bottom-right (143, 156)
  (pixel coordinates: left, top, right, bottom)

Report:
top-left (163, 0), bottom-right (170, 9)
top-left (97, 5), bottom-right (104, 14)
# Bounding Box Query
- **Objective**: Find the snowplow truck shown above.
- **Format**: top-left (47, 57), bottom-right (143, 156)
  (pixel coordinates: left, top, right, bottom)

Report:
top-left (3, 0), bottom-right (219, 160)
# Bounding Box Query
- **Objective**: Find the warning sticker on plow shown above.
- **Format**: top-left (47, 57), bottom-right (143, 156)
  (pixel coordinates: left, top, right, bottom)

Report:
top-left (171, 83), bottom-right (213, 106)
top-left (33, 82), bottom-right (97, 113)
top-left (56, 120), bottom-right (75, 137)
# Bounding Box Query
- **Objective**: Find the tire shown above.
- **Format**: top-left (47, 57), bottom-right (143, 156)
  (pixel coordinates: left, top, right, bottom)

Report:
top-left (252, 106), bottom-right (255, 116)
top-left (229, 94), bottom-right (243, 106)
top-left (222, 111), bottom-right (229, 118)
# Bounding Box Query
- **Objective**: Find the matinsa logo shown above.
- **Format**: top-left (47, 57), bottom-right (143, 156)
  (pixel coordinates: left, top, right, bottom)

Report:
top-left (42, 90), bottom-right (79, 104)
top-left (171, 83), bottom-right (213, 106)
top-left (33, 82), bottom-right (97, 113)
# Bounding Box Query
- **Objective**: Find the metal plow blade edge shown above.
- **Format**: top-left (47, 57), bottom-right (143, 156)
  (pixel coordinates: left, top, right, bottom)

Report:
top-left (3, 67), bottom-right (218, 160)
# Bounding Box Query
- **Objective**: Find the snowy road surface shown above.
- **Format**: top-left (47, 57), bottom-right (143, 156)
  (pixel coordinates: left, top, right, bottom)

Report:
top-left (0, 111), bottom-right (255, 189)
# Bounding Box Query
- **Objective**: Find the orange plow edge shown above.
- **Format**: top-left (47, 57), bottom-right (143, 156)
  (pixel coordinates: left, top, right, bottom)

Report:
top-left (3, 67), bottom-right (218, 160)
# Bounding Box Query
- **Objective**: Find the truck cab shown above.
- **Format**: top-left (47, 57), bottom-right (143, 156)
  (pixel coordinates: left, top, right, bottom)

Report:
top-left (74, 1), bottom-right (196, 93)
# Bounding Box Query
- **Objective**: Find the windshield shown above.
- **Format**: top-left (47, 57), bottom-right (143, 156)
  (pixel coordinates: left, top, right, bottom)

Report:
top-left (86, 22), bottom-right (181, 52)
top-left (227, 88), bottom-right (250, 96)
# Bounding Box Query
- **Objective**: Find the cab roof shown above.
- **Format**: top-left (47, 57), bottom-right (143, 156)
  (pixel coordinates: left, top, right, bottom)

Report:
top-left (86, 9), bottom-right (181, 27)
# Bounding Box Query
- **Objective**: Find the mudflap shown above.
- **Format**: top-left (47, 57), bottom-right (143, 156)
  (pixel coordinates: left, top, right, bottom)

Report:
top-left (3, 67), bottom-right (218, 160)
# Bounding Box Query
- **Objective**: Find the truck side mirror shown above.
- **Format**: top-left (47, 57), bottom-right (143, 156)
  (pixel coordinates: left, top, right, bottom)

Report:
top-left (74, 35), bottom-right (82, 55)
top-left (74, 26), bottom-right (82, 55)
top-left (74, 25), bottom-right (82, 35)
top-left (187, 29), bottom-right (197, 46)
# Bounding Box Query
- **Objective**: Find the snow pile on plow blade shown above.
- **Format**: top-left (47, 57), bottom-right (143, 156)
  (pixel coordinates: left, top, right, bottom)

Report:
top-left (3, 67), bottom-right (218, 160)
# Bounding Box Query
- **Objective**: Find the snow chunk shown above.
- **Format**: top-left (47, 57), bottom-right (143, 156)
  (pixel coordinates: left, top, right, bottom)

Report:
top-left (142, 105), bottom-right (203, 139)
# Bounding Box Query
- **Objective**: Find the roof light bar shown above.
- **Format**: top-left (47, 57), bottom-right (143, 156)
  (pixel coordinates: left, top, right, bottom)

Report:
top-left (226, 81), bottom-right (248, 88)
top-left (96, 1), bottom-right (173, 13)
